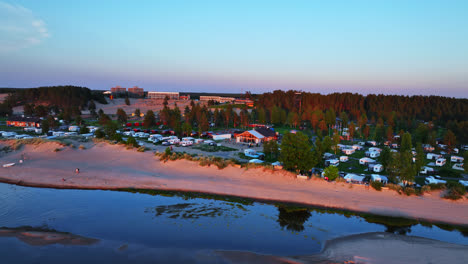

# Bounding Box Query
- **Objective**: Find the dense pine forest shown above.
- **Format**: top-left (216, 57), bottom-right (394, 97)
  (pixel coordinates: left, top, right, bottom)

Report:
top-left (254, 91), bottom-right (468, 144)
top-left (0, 86), bottom-right (107, 116)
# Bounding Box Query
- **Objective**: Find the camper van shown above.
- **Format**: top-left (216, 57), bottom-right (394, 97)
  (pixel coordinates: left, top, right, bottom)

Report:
top-left (435, 158), bottom-right (446, 167)
top-left (180, 140), bottom-right (193, 147)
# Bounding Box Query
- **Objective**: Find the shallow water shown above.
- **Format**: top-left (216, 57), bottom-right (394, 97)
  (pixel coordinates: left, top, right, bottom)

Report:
top-left (0, 183), bottom-right (466, 263)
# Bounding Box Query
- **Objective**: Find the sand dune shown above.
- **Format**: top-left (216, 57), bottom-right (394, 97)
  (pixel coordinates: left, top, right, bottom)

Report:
top-left (0, 141), bottom-right (467, 226)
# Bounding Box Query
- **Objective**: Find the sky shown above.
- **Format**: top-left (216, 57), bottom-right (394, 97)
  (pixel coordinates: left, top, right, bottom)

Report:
top-left (0, 0), bottom-right (467, 97)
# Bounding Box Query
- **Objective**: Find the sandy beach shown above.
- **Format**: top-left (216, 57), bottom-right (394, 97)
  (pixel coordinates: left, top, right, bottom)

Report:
top-left (217, 232), bottom-right (468, 264)
top-left (0, 140), bottom-right (467, 226)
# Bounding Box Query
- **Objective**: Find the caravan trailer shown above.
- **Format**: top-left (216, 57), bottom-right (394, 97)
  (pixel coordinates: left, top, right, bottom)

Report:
top-left (450, 156), bottom-right (464, 163)
top-left (435, 158), bottom-right (446, 167)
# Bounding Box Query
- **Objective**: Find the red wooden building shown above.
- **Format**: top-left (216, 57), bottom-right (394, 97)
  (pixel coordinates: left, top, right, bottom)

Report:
top-left (7, 116), bottom-right (41, 128)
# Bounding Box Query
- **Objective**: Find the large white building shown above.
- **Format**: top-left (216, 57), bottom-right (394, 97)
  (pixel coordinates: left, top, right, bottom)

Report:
top-left (147, 92), bottom-right (180, 100)
top-left (199, 96), bottom-right (235, 103)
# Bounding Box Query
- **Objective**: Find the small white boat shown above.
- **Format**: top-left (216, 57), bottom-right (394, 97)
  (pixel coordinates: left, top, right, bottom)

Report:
top-left (296, 174), bottom-right (309, 180)
top-left (3, 163), bottom-right (15, 168)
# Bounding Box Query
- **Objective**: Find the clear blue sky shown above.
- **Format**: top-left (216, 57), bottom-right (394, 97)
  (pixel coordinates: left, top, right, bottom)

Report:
top-left (1, 0), bottom-right (467, 97)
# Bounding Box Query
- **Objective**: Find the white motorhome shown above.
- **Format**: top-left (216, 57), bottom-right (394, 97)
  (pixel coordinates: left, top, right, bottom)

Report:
top-left (450, 156), bottom-right (464, 163)
top-left (180, 140), bottom-right (193, 147)
top-left (212, 134), bottom-right (232, 140)
top-left (435, 158), bottom-right (446, 167)
top-left (366, 141), bottom-right (377, 146)
top-left (340, 156), bottom-right (349, 162)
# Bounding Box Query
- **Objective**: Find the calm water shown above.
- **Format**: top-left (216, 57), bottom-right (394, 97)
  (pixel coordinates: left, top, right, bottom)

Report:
top-left (0, 182), bottom-right (467, 263)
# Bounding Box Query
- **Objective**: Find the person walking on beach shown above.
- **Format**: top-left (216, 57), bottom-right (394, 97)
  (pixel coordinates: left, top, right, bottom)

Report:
top-left (75, 168), bottom-right (80, 174)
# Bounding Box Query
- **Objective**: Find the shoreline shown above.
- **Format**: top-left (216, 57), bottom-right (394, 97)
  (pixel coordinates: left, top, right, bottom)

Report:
top-left (1, 140), bottom-right (467, 226)
top-left (2, 178), bottom-right (467, 231)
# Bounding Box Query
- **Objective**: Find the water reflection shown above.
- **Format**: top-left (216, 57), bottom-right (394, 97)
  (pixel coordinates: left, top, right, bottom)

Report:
top-left (277, 206), bottom-right (311, 232)
top-left (145, 202), bottom-right (249, 219)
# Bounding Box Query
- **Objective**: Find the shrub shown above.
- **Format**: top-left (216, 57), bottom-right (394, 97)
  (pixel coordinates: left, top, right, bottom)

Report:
top-left (443, 182), bottom-right (467, 200)
top-left (95, 129), bottom-right (105, 138)
top-left (323, 166), bottom-right (339, 181)
top-left (371, 181), bottom-right (383, 191)
top-left (126, 136), bottom-right (139, 148)
top-left (387, 183), bottom-right (403, 194)
top-left (428, 183), bottom-right (446, 191)
top-left (335, 177), bottom-right (346, 183)
top-left (137, 146), bottom-right (146, 152)
top-left (421, 185), bottom-right (431, 193)
top-left (403, 187), bottom-right (416, 196)
top-left (78, 145), bottom-right (85, 150)
top-left (54, 148), bottom-right (61, 152)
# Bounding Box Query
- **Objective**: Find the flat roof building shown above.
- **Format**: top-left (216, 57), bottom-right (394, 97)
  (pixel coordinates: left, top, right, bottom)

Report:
top-left (199, 96), bottom-right (235, 103)
top-left (147, 91), bottom-right (180, 100)
top-left (127, 86), bottom-right (144, 97)
top-left (110, 86), bottom-right (126, 94)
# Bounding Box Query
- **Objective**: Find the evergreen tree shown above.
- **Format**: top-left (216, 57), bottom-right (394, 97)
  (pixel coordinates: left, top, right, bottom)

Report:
top-left (134, 108), bottom-right (141, 117)
top-left (444, 130), bottom-right (456, 152)
top-left (401, 132), bottom-right (413, 152)
top-left (182, 122), bottom-right (192, 136)
top-left (116, 108), bottom-right (127, 123)
top-left (414, 143), bottom-right (425, 175)
top-left (125, 97), bottom-right (130, 105)
top-left (143, 110), bottom-right (156, 128)
top-left (41, 119), bottom-right (50, 134)
top-left (380, 147), bottom-right (392, 171)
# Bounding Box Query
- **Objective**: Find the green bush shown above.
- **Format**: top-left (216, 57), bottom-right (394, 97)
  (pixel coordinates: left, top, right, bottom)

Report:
top-left (428, 183), bottom-right (446, 191)
top-left (95, 129), bottom-right (105, 138)
top-left (387, 183), bottom-right (403, 194)
top-left (126, 136), bottom-right (139, 148)
top-left (323, 166), bottom-right (339, 181)
top-left (137, 146), bottom-right (146, 152)
top-left (371, 181), bottom-right (383, 191)
top-left (443, 182), bottom-right (467, 200)
top-left (421, 185), bottom-right (431, 193)
top-left (403, 187), bottom-right (416, 196)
